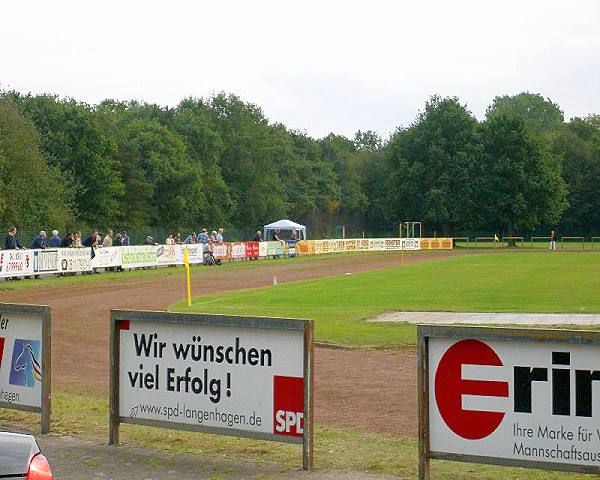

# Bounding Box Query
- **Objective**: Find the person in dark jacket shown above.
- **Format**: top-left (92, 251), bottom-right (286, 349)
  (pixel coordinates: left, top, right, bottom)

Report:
top-left (60, 232), bottom-right (74, 248)
top-left (47, 230), bottom-right (61, 247)
top-left (30, 231), bottom-right (47, 249)
top-left (4, 226), bottom-right (24, 250)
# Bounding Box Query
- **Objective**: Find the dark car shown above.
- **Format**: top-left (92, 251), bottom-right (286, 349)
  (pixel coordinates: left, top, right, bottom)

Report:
top-left (0, 431), bottom-right (53, 479)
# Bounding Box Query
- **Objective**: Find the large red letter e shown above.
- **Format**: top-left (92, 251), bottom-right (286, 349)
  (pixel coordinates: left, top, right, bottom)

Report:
top-left (435, 339), bottom-right (508, 440)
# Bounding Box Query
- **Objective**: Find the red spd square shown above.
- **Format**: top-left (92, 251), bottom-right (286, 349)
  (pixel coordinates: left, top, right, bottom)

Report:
top-left (273, 375), bottom-right (304, 437)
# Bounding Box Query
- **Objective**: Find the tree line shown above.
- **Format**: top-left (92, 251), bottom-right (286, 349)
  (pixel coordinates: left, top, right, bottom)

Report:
top-left (0, 90), bottom-right (598, 239)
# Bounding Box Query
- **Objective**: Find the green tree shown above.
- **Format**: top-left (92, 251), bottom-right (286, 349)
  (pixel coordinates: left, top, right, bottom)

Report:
top-left (486, 92), bottom-right (564, 135)
top-left (386, 96), bottom-right (482, 234)
top-left (479, 114), bottom-right (568, 234)
top-left (119, 119), bottom-right (204, 229)
top-left (0, 98), bottom-right (73, 230)
top-left (5, 93), bottom-right (124, 226)
top-left (551, 117), bottom-right (600, 234)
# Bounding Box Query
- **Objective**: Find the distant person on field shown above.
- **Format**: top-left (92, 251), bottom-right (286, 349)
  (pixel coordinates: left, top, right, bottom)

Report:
top-left (253, 231), bottom-right (262, 242)
top-left (550, 230), bottom-right (557, 250)
top-left (30, 231), bottom-right (47, 249)
top-left (60, 232), bottom-right (74, 248)
top-left (4, 226), bottom-right (24, 250)
top-left (47, 230), bottom-right (61, 247)
top-left (216, 228), bottom-right (224, 242)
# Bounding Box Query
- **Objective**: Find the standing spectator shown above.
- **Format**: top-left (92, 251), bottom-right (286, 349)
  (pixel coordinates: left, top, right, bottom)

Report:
top-left (121, 230), bottom-right (130, 246)
top-left (165, 233), bottom-right (175, 245)
top-left (73, 231), bottom-right (82, 247)
top-left (253, 231), bottom-right (262, 242)
top-left (198, 229), bottom-right (209, 244)
top-left (4, 226), bottom-right (24, 250)
top-left (47, 230), bottom-right (62, 247)
top-left (103, 229), bottom-right (113, 247)
top-left (209, 230), bottom-right (217, 242)
top-left (83, 230), bottom-right (98, 248)
top-left (114, 233), bottom-right (123, 246)
top-left (550, 230), bottom-right (557, 250)
top-left (216, 228), bottom-right (224, 242)
top-left (144, 235), bottom-right (158, 245)
top-left (60, 232), bottom-right (74, 248)
top-left (272, 229), bottom-right (281, 241)
top-left (175, 232), bottom-right (182, 244)
top-left (183, 232), bottom-right (197, 244)
top-left (30, 231), bottom-right (47, 249)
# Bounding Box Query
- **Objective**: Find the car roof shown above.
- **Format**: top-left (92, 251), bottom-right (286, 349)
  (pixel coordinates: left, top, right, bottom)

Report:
top-left (0, 431), bottom-right (40, 476)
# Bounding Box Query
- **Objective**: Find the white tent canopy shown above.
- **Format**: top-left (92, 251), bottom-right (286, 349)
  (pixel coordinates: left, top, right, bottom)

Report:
top-left (263, 219), bottom-right (307, 240)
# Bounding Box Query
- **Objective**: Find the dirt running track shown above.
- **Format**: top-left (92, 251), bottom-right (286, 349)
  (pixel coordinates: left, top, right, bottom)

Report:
top-left (0, 252), bottom-right (460, 437)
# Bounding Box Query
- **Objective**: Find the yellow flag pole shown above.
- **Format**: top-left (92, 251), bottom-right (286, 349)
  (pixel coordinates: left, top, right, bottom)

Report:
top-left (183, 247), bottom-right (191, 307)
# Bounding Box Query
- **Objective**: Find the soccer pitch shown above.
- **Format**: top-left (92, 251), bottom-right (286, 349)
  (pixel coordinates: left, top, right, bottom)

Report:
top-left (173, 251), bottom-right (600, 348)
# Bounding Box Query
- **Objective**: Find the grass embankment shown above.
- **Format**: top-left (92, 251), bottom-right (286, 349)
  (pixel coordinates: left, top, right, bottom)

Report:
top-left (173, 251), bottom-right (600, 348)
top-left (2, 393), bottom-right (587, 479)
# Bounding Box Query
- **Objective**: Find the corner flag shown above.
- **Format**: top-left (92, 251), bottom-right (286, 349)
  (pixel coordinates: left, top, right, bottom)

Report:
top-left (183, 247), bottom-right (191, 307)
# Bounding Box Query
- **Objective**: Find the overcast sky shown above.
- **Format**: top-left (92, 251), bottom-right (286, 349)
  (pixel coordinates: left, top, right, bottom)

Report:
top-left (1, 0), bottom-right (599, 138)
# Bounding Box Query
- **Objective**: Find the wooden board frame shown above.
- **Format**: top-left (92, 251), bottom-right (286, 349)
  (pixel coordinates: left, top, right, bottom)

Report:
top-left (109, 309), bottom-right (314, 470)
top-left (0, 302), bottom-right (51, 434)
top-left (417, 324), bottom-right (600, 479)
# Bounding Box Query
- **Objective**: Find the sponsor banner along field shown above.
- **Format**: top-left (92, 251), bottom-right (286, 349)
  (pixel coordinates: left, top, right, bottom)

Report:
top-left (0, 238), bottom-right (451, 280)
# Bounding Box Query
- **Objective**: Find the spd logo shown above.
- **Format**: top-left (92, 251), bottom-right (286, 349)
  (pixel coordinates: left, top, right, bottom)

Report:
top-left (9, 339), bottom-right (41, 387)
top-left (273, 375), bottom-right (304, 437)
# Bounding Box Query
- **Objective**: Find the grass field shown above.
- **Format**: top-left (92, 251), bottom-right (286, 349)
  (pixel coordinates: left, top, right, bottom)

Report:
top-left (173, 251), bottom-right (600, 347)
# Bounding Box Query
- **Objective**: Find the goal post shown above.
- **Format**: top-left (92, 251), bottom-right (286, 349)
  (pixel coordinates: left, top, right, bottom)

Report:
top-left (399, 221), bottom-right (422, 238)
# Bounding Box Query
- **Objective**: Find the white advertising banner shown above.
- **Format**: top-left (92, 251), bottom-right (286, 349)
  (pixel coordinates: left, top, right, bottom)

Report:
top-left (0, 308), bottom-right (45, 410)
top-left (121, 246), bottom-right (158, 269)
top-left (422, 326), bottom-right (600, 475)
top-left (258, 242), bottom-right (268, 258)
top-left (156, 245), bottom-right (179, 265)
top-left (0, 250), bottom-right (34, 278)
top-left (230, 242), bottom-right (246, 259)
top-left (177, 245), bottom-right (204, 265)
top-left (33, 249), bottom-right (59, 274)
top-left (58, 248), bottom-right (92, 274)
top-left (113, 311), bottom-right (312, 446)
top-left (92, 247), bottom-right (123, 269)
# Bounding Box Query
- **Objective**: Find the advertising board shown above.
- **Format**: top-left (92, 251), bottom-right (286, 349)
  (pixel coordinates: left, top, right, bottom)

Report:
top-left (418, 325), bottom-right (600, 478)
top-left (58, 248), bottom-right (92, 274)
top-left (0, 250), bottom-right (34, 278)
top-left (230, 242), bottom-right (246, 259)
top-left (110, 310), bottom-right (314, 469)
top-left (121, 246), bottom-right (158, 269)
top-left (0, 303), bottom-right (51, 433)
top-left (92, 247), bottom-right (123, 269)
top-left (33, 249), bottom-right (59, 274)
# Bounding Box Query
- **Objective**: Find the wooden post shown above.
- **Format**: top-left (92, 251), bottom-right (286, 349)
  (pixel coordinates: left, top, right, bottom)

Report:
top-left (40, 306), bottom-right (52, 434)
top-left (109, 313), bottom-right (120, 445)
top-left (417, 327), bottom-right (430, 480)
top-left (303, 320), bottom-right (315, 470)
